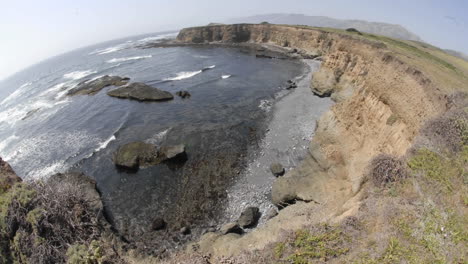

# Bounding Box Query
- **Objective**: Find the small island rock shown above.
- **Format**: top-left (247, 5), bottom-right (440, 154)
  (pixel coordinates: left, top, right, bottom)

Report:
top-left (108, 82), bottom-right (173, 101)
top-left (112, 142), bottom-right (158, 170)
top-left (67, 75), bottom-right (130, 96)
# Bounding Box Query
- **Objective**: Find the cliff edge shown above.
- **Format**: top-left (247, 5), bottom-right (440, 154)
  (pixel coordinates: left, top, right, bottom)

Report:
top-left (174, 24), bottom-right (468, 261)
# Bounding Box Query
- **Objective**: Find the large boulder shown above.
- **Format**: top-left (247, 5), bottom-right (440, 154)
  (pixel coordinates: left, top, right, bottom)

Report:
top-left (112, 142), bottom-right (159, 170)
top-left (0, 157), bottom-right (21, 192)
top-left (159, 144), bottom-right (186, 160)
top-left (237, 207), bottom-right (260, 228)
top-left (112, 142), bottom-right (187, 170)
top-left (271, 176), bottom-right (300, 207)
top-left (151, 218), bottom-right (166, 231)
top-left (220, 223), bottom-right (243, 235)
top-left (270, 163), bottom-right (285, 177)
top-left (107, 82), bottom-right (173, 101)
top-left (67, 75), bottom-right (130, 96)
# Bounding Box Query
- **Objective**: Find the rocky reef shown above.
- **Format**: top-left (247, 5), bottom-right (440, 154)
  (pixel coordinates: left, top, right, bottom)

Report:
top-left (107, 82), bottom-right (174, 101)
top-left (67, 75), bottom-right (130, 96)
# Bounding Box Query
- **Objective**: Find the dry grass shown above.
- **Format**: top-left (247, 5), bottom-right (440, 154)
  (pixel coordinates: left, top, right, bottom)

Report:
top-left (0, 175), bottom-right (122, 263)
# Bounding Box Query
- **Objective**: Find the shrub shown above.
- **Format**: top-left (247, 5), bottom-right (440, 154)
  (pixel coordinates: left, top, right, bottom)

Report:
top-left (0, 173), bottom-right (120, 263)
top-left (369, 154), bottom-right (408, 186)
top-left (346, 28), bottom-right (362, 35)
top-left (260, 21), bottom-right (269, 25)
top-left (421, 108), bottom-right (468, 153)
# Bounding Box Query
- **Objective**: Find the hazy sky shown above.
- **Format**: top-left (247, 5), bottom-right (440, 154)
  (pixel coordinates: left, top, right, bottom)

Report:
top-left (0, 0), bottom-right (467, 80)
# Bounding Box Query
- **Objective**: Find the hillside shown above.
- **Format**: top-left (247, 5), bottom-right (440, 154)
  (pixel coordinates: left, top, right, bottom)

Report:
top-left (170, 24), bottom-right (468, 263)
top-left (226, 13), bottom-right (423, 41)
top-left (445, 49), bottom-right (468, 62)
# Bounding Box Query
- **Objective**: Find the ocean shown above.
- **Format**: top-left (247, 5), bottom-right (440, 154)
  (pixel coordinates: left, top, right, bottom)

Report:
top-left (0, 31), bottom-right (305, 247)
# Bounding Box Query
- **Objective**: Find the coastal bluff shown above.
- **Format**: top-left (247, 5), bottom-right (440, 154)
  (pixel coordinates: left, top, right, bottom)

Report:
top-left (174, 24), bottom-right (468, 257)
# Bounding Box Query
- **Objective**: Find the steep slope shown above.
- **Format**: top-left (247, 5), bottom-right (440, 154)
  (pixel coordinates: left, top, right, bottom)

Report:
top-left (174, 24), bottom-right (468, 260)
top-left (227, 14), bottom-right (423, 41)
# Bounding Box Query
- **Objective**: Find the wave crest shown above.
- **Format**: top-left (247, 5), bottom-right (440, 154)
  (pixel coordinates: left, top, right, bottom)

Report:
top-left (63, 70), bottom-right (97, 80)
top-left (106, 55), bottom-right (152, 63)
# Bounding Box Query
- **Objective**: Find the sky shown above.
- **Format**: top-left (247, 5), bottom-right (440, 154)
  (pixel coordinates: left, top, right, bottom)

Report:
top-left (0, 0), bottom-right (467, 81)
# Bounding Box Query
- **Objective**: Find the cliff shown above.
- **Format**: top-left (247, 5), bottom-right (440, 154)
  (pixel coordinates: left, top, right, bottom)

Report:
top-left (175, 24), bottom-right (468, 258)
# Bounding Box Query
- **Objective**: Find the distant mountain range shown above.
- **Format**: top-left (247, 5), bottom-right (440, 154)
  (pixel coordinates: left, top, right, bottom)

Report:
top-left (226, 13), bottom-right (423, 42)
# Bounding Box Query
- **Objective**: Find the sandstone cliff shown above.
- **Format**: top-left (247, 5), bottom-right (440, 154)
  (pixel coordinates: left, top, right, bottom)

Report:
top-left (175, 24), bottom-right (468, 257)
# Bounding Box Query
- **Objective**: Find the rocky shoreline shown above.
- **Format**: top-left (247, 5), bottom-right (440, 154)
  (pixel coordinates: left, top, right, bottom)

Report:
top-left (2, 23), bottom-right (466, 263)
top-left (165, 23), bottom-right (460, 259)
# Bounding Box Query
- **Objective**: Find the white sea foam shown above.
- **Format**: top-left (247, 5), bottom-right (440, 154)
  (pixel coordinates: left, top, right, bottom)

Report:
top-left (258, 99), bottom-right (273, 112)
top-left (221, 75), bottom-right (231, 79)
top-left (204, 65), bottom-right (216, 70)
top-left (63, 70), bottom-right (97, 80)
top-left (106, 55), bottom-right (152, 63)
top-left (7, 131), bottom-right (101, 179)
top-left (19, 82), bottom-right (32, 89)
top-left (90, 44), bottom-right (129, 55)
top-left (137, 32), bottom-right (178, 43)
top-left (145, 128), bottom-right (171, 144)
top-left (27, 160), bottom-right (67, 179)
top-left (0, 82), bottom-right (32, 106)
top-left (164, 70), bottom-right (202, 81)
top-left (94, 135), bottom-right (116, 152)
top-left (0, 135), bottom-right (19, 154)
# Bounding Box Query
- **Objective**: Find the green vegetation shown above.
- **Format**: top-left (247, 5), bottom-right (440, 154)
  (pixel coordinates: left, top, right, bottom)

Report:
top-left (66, 240), bottom-right (104, 264)
top-left (362, 33), bottom-right (458, 72)
top-left (273, 224), bottom-right (350, 263)
top-left (386, 114), bottom-right (399, 126)
top-left (407, 148), bottom-right (458, 191)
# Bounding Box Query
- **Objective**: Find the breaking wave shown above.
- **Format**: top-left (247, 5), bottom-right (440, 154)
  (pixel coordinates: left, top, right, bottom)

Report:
top-left (106, 55), bottom-right (152, 63)
top-left (164, 70), bottom-right (203, 81)
top-left (63, 70), bottom-right (97, 80)
top-left (163, 65), bottom-right (215, 81)
top-left (221, 75), bottom-right (231, 79)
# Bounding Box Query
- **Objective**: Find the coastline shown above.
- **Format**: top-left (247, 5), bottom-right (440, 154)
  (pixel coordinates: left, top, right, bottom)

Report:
top-left (222, 59), bottom-right (333, 226)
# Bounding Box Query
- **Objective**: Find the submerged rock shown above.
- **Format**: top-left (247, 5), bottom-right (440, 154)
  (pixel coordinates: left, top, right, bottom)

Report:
top-left (152, 218), bottom-right (166, 231)
top-left (159, 144), bottom-right (186, 160)
top-left (220, 223), bottom-right (243, 235)
top-left (237, 207), bottom-right (260, 228)
top-left (67, 75), bottom-right (130, 96)
top-left (112, 142), bottom-right (159, 170)
top-left (176, 90), bottom-right (191, 99)
top-left (270, 163), bottom-right (285, 177)
top-left (112, 142), bottom-right (187, 170)
top-left (180, 226), bottom-right (191, 235)
top-left (107, 82), bottom-right (173, 101)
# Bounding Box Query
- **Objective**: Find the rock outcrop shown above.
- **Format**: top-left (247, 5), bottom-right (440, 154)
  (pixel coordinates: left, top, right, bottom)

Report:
top-left (107, 82), bottom-right (173, 101)
top-left (237, 207), bottom-right (260, 228)
top-left (269, 163), bottom-right (285, 177)
top-left (112, 142), bottom-right (159, 170)
top-left (67, 75), bottom-right (130, 96)
top-left (112, 142), bottom-right (187, 170)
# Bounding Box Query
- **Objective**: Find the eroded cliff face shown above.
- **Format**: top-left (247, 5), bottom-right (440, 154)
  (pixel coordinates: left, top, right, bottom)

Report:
top-left (176, 24), bottom-right (455, 256)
